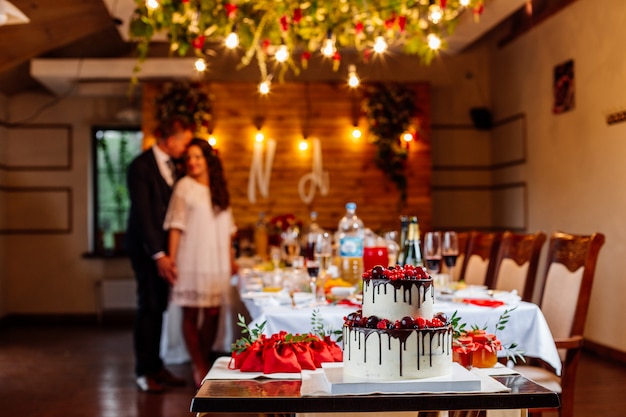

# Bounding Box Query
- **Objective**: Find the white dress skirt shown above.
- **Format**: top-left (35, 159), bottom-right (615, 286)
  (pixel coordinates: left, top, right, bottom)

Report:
top-left (163, 176), bottom-right (236, 308)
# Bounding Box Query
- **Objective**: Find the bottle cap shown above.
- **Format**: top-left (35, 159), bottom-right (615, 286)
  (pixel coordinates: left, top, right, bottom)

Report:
top-left (346, 202), bottom-right (356, 211)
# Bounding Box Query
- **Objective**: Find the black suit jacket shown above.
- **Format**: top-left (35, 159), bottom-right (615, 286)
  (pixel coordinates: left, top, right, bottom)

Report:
top-left (126, 148), bottom-right (172, 258)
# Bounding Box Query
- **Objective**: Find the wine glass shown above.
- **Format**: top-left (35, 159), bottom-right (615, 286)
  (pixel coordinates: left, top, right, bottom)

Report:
top-left (312, 232), bottom-right (333, 303)
top-left (442, 231), bottom-right (459, 288)
top-left (423, 231), bottom-right (442, 275)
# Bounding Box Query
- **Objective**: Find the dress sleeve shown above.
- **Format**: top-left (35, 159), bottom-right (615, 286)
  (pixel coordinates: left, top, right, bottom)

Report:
top-left (163, 182), bottom-right (188, 231)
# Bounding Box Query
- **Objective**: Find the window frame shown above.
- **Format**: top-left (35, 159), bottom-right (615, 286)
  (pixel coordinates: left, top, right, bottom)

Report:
top-left (91, 125), bottom-right (143, 256)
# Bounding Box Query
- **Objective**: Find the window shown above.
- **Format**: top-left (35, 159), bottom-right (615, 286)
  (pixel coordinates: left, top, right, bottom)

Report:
top-left (92, 127), bottom-right (143, 255)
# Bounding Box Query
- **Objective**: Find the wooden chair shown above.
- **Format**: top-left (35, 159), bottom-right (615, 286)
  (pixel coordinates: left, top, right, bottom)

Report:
top-left (459, 231), bottom-right (501, 287)
top-left (514, 231), bottom-right (605, 417)
top-left (491, 231), bottom-right (547, 302)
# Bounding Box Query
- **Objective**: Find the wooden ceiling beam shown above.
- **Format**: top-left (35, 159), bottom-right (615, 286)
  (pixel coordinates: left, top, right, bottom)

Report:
top-left (0, 0), bottom-right (116, 73)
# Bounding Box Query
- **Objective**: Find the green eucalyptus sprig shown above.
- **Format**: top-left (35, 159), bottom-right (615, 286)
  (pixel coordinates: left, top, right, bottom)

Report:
top-left (311, 309), bottom-right (343, 343)
top-left (231, 313), bottom-right (267, 353)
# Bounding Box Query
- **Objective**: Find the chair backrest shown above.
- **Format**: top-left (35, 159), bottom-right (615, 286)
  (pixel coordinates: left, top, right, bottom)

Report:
top-left (492, 231), bottom-right (547, 301)
top-left (538, 232), bottom-right (605, 340)
top-left (460, 231), bottom-right (501, 287)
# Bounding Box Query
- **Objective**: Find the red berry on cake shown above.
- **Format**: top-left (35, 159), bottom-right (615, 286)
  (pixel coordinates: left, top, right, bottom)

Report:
top-left (415, 317), bottom-right (427, 329)
top-left (400, 316), bottom-right (414, 329)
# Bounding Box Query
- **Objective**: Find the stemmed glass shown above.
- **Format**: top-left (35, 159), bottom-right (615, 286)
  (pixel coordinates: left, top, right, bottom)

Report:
top-left (423, 231), bottom-right (442, 275)
top-left (311, 232), bottom-right (333, 303)
top-left (442, 231), bottom-right (459, 288)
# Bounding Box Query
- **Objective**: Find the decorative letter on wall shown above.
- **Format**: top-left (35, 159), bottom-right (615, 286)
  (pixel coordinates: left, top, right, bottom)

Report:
top-left (298, 138), bottom-right (329, 205)
top-left (248, 138), bottom-right (276, 203)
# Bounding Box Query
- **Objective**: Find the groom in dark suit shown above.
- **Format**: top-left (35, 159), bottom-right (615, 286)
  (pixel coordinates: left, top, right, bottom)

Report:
top-left (126, 116), bottom-right (193, 392)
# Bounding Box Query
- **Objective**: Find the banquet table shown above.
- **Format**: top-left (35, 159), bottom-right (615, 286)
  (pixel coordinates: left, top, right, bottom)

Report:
top-left (241, 290), bottom-right (562, 376)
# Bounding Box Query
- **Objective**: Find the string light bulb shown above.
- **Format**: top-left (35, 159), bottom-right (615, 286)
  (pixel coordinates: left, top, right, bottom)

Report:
top-left (146, 0), bottom-right (159, 10)
top-left (428, 5), bottom-right (443, 24)
top-left (255, 131), bottom-right (265, 143)
top-left (351, 127), bottom-right (362, 139)
top-left (194, 58), bottom-right (207, 72)
top-left (427, 33), bottom-right (442, 50)
top-left (347, 65), bottom-right (360, 88)
top-left (460, 0), bottom-right (470, 6)
top-left (321, 31), bottom-right (336, 57)
top-left (402, 132), bottom-right (414, 143)
top-left (275, 44), bottom-right (289, 63)
top-left (208, 135), bottom-right (217, 147)
top-left (225, 31), bottom-right (239, 49)
top-left (298, 138), bottom-right (309, 151)
top-left (373, 36), bottom-right (388, 54)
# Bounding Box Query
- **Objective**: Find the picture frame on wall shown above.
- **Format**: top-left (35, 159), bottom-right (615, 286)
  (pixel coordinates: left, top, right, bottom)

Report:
top-left (553, 59), bottom-right (574, 114)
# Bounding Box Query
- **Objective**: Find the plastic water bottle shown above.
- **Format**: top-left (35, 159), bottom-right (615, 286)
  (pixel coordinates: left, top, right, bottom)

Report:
top-left (338, 202), bottom-right (364, 287)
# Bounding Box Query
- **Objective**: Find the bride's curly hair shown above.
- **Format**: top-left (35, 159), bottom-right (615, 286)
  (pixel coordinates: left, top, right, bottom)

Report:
top-left (187, 138), bottom-right (230, 212)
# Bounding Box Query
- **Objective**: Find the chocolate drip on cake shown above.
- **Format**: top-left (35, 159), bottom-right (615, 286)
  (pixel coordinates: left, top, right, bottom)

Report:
top-left (366, 278), bottom-right (434, 308)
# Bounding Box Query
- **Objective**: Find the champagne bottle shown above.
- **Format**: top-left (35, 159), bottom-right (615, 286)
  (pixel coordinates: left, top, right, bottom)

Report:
top-left (400, 216), bottom-right (424, 267)
top-left (397, 215), bottom-right (409, 266)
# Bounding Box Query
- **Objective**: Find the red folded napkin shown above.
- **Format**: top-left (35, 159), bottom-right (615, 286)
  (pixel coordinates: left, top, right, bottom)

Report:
top-left (462, 298), bottom-right (505, 308)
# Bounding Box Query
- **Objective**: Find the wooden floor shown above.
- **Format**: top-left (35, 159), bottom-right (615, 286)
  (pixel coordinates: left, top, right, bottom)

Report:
top-left (1, 317), bottom-right (626, 417)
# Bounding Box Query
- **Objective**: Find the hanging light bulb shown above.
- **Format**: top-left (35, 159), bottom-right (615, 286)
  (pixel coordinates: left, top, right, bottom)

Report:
top-left (208, 135), bottom-right (217, 147)
top-left (298, 138), bottom-right (309, 151)
top-left (194, 58), bottom-right (207, 72)
top-left (321, 31), bottom-right (336, 57)
top-left (427, 33), bottom-right (442, 50)
top-left (146, 0), bottom-right (159, 10)
top-left (373, 36), bottom-right (387, 54)
top-left (428, 4), bottom-right (443, 24)
top-left (255, 131), bottom-right (265, 143)
top-left (351, 127), bottom-right (362, 139)
top-left (347, 65), bottom-right (360, 88)
top-left (402, 132), bottom-right (414, 143)
top-left (225, 30), bottom-right (239, 49)
top-left (460, 0), bottom-right (470, 6)
top-left (258, 78), bottom-right (271, 95)
top-left (275, 44), bottom-right (289, 63)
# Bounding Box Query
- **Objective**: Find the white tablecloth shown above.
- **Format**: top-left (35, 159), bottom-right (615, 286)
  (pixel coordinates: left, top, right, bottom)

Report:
top-left (242, 295), bottom-right (562, 375)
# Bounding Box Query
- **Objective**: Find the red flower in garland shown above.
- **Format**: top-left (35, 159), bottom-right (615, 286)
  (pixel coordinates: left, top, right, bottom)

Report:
top-left (398, 15), bottom-right (406, 32)
top-left (225, 3), bottom-right (238, 19)
top-left (292, 8), bottom-right (302, 24)
top-left (384, 13), bottom-right (396, 30)
top-left (301, 50), bottom-right (311, 69)
top-left (191, 35), bottom-right (205, 50)
top-left (280, 15), bottom-right (289, 32)
top-left (354, 21), bottom-right (364, 35)
top-left (440, 0), bottom-right (447, 8)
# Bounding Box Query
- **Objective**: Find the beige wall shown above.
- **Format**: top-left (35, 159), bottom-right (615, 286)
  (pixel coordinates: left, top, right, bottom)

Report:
top-left (489, 0), bottom-right (621, 350)
top-left (2, 92), bottom-right (135, 314)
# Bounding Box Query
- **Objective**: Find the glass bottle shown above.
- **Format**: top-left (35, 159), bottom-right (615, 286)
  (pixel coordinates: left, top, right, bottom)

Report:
top-left (397, 215), bottom-right (409, 266)
top-left (254, 211), bottom-right (269, 260)
top-left (399, 216), bottom-right (424, 267)
top-left (337, 202), bottom-right (364, 287)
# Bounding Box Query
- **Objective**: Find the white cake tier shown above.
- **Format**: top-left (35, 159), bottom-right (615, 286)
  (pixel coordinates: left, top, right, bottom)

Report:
top-left (343, 326), bottom-right (452, 380)
top-left (362, 278), bottom-right (434, 322)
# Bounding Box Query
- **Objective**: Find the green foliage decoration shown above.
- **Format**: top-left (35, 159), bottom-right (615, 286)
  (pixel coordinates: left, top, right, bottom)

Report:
top-left (362, 83), bottom-right (417, 203)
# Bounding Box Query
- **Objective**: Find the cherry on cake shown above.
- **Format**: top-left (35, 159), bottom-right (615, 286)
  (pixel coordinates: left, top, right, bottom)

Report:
top-left (342, 264), bottom-right (453, 380)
